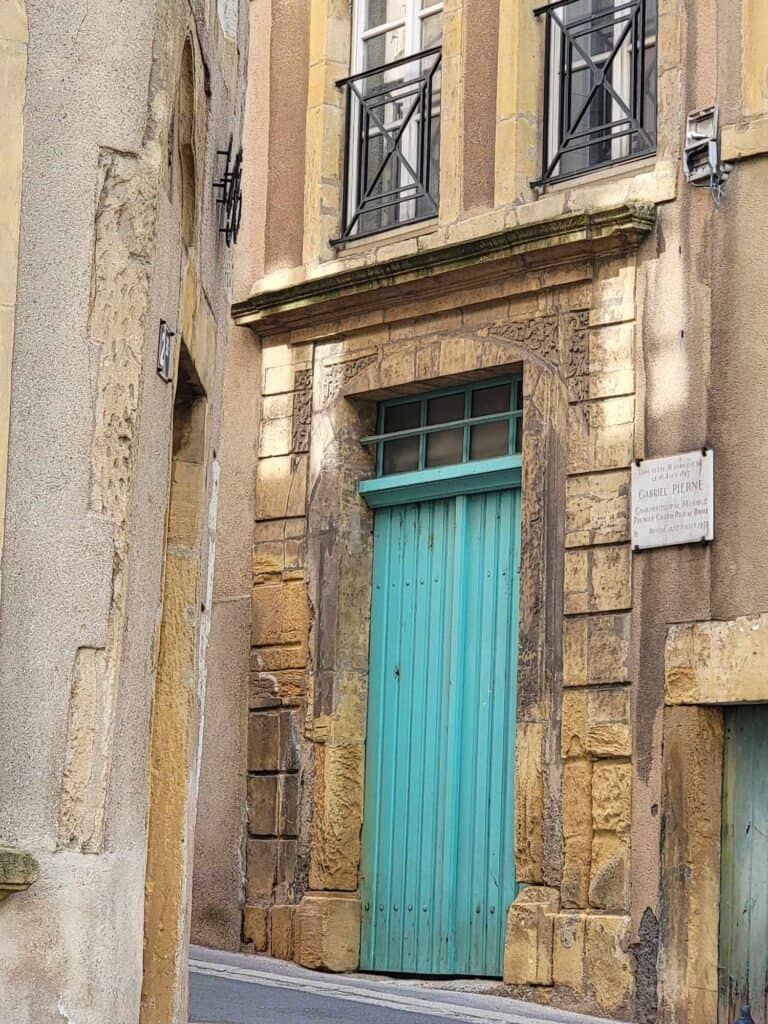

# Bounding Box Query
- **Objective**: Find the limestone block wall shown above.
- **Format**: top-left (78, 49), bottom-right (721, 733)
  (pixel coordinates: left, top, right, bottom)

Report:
top-left (241, 219), bottom-right (650, 1020)
top-left (243, 341), bottom-right (314, 954)
top-left (504, 257), bottom-right (639, 1021)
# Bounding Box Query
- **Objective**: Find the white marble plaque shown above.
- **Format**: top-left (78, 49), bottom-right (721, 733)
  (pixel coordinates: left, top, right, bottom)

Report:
top-left (631, 449), bottom-right (714, 550)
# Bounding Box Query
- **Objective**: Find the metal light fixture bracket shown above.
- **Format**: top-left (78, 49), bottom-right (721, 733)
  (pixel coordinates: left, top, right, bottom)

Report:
top-left (684, 106), bottom-right (733, 204)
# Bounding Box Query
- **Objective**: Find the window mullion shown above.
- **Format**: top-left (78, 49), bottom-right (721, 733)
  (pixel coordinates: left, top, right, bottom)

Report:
top-left (462, 389), bottom-right (471, 463)
top-left (352, 0), bottom-right (365, 69)
top-left (401, 0), bottom-right (419, 224)
top-left (406, 0), bottom-right (418, 54)
top-left (361, 18), bottom-right (407, 42)
top-left (611, 2), bottom-right (631, 161)
top-left (419, 395), bottom-right (427, 470)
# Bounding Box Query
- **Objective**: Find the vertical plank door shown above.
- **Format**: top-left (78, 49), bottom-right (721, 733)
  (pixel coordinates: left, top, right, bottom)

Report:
top-left (719, 706), bottom-right (768, 1023)
top-left (360, 487), bottom-right (521, 976)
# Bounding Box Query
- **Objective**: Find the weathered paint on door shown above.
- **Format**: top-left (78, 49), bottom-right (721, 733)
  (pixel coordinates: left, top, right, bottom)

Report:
top-left (719, 706), bottom-right (768, 1024)
top-left (360, 487), bottom-right (521, 976)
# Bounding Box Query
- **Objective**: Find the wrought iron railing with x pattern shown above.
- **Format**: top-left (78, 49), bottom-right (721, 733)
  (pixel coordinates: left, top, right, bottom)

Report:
top-left (533, 0), bottom-right (656, 186)
top-left (334, 46), bottom-right (442, 243)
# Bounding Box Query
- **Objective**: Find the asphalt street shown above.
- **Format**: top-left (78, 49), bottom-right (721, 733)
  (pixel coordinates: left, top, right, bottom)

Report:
top-left (189, 946), bottom-right (610, 1024)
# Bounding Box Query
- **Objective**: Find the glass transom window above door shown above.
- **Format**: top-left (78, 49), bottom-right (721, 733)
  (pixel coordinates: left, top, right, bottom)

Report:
top-left (334, 1), bottom-right (443, 242)
top-left (534, 0), bottom-right (657, 186)
top-left (362, 378), bottom-right (524, 477)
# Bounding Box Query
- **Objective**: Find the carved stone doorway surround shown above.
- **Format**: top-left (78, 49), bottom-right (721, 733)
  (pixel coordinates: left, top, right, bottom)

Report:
top-left (237, 204), bottom-right (654, 1005)
top-left (296, 312), bottom-right (593, 967)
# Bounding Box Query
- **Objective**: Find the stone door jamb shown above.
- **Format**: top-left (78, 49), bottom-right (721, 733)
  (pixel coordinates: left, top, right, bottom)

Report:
top-left (296, 320), bottom-right (577, 967)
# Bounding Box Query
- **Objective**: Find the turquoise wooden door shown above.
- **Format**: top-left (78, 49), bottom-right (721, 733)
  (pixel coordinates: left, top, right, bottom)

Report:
top-left (360, 485), bottom-right (521, 976)
top-left (719, 706), bottom-right (768, 1023)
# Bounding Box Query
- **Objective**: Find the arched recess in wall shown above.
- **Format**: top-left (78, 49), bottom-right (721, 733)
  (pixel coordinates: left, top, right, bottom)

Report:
top-left (0, 0), bottom-right (28, 603)
top-left (177, 37), bottom-right (198, 247)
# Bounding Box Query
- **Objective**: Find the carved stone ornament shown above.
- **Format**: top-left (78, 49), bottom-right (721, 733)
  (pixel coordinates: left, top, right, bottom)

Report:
top-left (292, 368), bottom-right (313, 454)
top-left (322, 353), bottom-right (378, 404)
top-left (563, 310), bottom-right (590, 402)
top-left (485, 310), bottom-right (590, 402)
top-left (0, 843), bottom-right (39, 902)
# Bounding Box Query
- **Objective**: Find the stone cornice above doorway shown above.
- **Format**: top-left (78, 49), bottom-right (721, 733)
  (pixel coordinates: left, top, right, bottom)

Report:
top-left (232, 203), bottom-right (656, 336)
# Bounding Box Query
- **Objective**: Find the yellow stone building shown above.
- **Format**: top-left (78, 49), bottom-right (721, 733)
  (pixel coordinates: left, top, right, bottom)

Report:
top-left (3, 1), bottom-right (768, 1022)
top-left (196, 1), bottom-right (768, 1022)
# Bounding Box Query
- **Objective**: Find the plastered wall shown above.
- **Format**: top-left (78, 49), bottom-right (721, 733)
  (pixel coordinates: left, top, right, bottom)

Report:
top-left (0, 1), bottom-right (248, 1021)
top-left (0, 0), bottom-right (27, 607)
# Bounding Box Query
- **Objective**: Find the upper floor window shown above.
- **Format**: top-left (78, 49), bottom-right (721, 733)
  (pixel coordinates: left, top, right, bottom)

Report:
top-left (535, 0), bottom-right (657, 186)
top-left (334, 1), bottom-right (443, 242)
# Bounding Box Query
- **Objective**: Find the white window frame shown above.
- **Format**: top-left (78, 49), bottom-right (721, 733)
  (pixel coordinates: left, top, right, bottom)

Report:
top-left (351, 1), bottom-right (443, 75)
top-left (346, 0), bottom-right (443, 234)
top-left (545, 0), bottom-right (656, 181)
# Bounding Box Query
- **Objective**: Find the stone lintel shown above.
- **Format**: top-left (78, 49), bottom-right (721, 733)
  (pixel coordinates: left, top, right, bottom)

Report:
top-left (232, 204), bottom-right (656, 333)
top-left (666, 613), bottom-right (768, 705)
top-left (0, 844), bottom-right (39, 901)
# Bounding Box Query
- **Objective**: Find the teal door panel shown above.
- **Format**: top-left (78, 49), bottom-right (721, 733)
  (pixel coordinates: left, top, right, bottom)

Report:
top-left (719, 706), bottom-right (768, 1024)
top-left (360, 486), bottom-right (521, 976)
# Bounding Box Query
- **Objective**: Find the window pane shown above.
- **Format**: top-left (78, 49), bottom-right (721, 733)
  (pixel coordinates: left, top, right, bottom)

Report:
top-left (384, 400), bottom-right (420, 433)
top-left (645, 0), bottom-right (658, 35)
top-left (427, 392), bottom-right (463, 425)
top-left (472, 383), bottom-right (510, 417)
top-left (431, 113), bottom-right (441, 193)
top-left (426, 429), bottom-right (463, 467)
top-left (420, 11), bottom-right (442, 48)
top-left (636, 36), bottom-right (657, 151)
top-left (363, 26), bottom-right (405, 69)
top-left (358, 131), bottom-right (396, 235)
top-left (366, 0), bottom-right (407, 31)
top-left (383, 436), bottom-right (420, 474)
top-left (470, 422), bottom-right (509, 461)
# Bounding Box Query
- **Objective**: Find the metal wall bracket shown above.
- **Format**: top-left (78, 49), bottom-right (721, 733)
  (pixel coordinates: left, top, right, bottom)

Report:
top-left (684, 106), bottom-right (733, 203)
top-left (157, 320), bottom-right (176, 383)
top-left (213, 134), bottom-right (243, 247)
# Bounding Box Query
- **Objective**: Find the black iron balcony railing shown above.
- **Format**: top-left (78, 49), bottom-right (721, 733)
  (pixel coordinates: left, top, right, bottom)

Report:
top-left (533, 0), bottom-right (657, 187)
top-left (334, 46), bottom-right (442, 244)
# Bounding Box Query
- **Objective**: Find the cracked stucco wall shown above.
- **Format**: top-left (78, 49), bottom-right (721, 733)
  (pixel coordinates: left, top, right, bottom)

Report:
top-left (0, 1), bottom-right (28, 605)
top-left (0, 0), bottom-right (248, 1021)
top-left (59, 150), bottom-right (159, 855)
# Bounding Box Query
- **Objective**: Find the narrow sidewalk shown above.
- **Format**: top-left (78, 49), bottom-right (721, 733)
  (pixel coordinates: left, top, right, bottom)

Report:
top-left (190, 944), bottom-right (623, 1024)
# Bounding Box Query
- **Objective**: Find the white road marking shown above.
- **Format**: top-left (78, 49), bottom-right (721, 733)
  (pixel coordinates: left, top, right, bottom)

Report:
top-left (190, 958), bottom-right (555, 1023)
